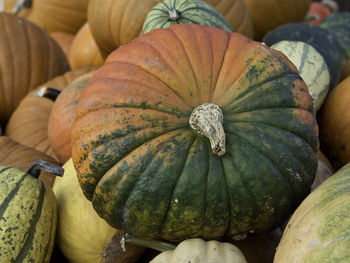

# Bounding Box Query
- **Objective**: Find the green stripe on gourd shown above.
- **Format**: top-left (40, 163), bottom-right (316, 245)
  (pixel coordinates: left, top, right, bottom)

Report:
top-left (142, 0), bottom-right (233, 34)
top-left (320, 12), bottom-right (350, 59)
top-left (271, 40), bottom-right (330, 111)
top-left (274, 162), bottom-right (350, 262)
top-left (0, 161), bottom-right (63, 262)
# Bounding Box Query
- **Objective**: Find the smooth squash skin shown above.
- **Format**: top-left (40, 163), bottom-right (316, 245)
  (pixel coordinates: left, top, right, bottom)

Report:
top-left (274, 162), bottom-right (350, 263)
top-left (71, 24), bottom-right (318, 242)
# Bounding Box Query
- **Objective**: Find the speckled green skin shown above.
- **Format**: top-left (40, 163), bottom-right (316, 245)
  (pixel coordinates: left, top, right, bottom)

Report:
top-left (72, 24), bottom-right (319, 242)
top-left (0, 166), bottom-right (57, 262)
top-left (142, 0), bottom-right (233, 34)
top-left (274, 162), bottom-right (350, 263)
top-left (320, 12), bottom-right (350, 59)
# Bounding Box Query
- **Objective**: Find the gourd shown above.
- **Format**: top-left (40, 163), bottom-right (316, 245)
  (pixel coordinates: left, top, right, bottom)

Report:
top-left (263, 22), bottom-right (346, 91)
top-left (71, 24), bottom-right (318, 241)
top-left (320, 12), bottom-right (350, 59)
top-left (50, 31), bottom-right (75, 58)
top-left (6, 67), bottom-right (96, 161)
top-left (0, 136), bottom-right (61, 187)
top-left (48, 72), bottom-right (94, 164)
top-left (87, 0), bottom-right (253, 57)
top-left (142, 0), bottom-right (233, 34)
top-left (6, 0), bottom-right (90, 33)
top-left (68, 23), bottom-right (104, 70)
top-left (318, 76), bottom-right (350, 170)
top-left (53, 158), bottom-right (144, 263)
top-left (149, 238), bottom-right (247, 263)
top-left (305, 0), bottom-right (338, 26)
top-left (0, 160), bottom-right (63, 262)
top-left (341, 59), bottom-right (350, 81)
top-left (0, 12), bottom-right (69, 125)
top-left (242, 0), bottom-right (311, 40)
top-left (270, 40), bottom-right (330, 111)
top-left (274, 162), bottom-right (350, 262)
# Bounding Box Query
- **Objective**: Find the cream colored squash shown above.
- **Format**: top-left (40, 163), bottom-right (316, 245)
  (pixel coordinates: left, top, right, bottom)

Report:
top-left (150, 238), bottom-right (247, 263)
top-left (53, 158), bottom-right (144, 263)
top-left (271, 40), bottom-right (330, 111)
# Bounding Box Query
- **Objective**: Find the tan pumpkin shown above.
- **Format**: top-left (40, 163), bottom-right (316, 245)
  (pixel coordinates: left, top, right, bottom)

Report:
top-left (0, 12), bottom-right (69, 125)
top-left (48, 72), bottom-right (95, 163)
top-left (53, 158), bottom-right (144, 263)
top-left (5, 0), bottom-right (90, 33)
top-left (87, 0), bottom-right (254, 57)
top-left (0, 136), bottom-right (60, 187)
top-left (5, 67), bottom-right (96, 161)
top-left (50, 31), bottom-right (75, 58)
top-left (68, 23), bottom-right (104, 70)
top-left (243, 0), bottom-right (311, 40)
top-left (318, 76), bottom-right (350, 169)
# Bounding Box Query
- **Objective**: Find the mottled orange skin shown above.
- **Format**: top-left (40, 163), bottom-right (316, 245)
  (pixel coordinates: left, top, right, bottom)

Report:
top-left (72, 24), bottom-right (318, 241)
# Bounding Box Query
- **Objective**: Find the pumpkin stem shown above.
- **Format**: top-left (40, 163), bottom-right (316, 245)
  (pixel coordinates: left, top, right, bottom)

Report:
top-left (122, 234), bottom-right (176, 252)
top-left (13, 0), bottom-right (32, 15)
top-left (33, 87), bottom-right (61, 101)
top-left (26, 160), bottom-right (64, 179)
top-left (189, 103), bottom-right (226, 156)
top-left (168, 8), bottom-right (181, 21)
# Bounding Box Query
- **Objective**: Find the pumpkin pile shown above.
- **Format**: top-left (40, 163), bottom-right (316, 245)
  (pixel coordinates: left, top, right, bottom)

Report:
top-left (0, 0), bottom-right (350, 262)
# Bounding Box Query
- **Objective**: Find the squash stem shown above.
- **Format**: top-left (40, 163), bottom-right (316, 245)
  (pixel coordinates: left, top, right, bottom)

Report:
top-left (13, 0), bottom-right (32, 15)
top-left (168, 8), bottom-right (181, 21)
top-left (26, 160), bottom-right (64, 179)
top-left (33, 87), bottom-right (61, 101)
top-left (123, 234), bottom-right (176, 252)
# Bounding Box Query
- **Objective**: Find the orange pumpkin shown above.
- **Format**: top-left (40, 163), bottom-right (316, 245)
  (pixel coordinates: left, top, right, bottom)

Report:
top-left (5, 67), bottom-right (96, 161)
top-left (319, 76), bottom-right (350, 169)
top-left (0, 12), bottom-right (69, 125)
top-left (50, 31), bottom-right (75, 58)
top-left (5, 0), bottom-right (90, 33)
top-left (243, 0), bottom-right (311, 40)
top-left (0, 136), bottom-right (60, 187)
top-left (68, 23), bottom-right (104, 70)
top-left (87, 0), bottom-right (254, 57)
top-left (305, 0), bottom-right (338, 26)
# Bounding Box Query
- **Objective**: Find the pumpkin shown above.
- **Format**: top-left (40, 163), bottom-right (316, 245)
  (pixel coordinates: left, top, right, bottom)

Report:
top-left (242, 0), bottom-right (311, 40)
top-left (305, 0), bottom-right (338, 26)
top-left (0, 160), bottom-right (63, 262)
top-left (263, 22), bottom-right (346, 91)
top-left (149, 238), bottom-right (247, 263)
top-left (5, 67), bottom-right (95, 161)
top-left (48, 72), bottom-right (94, 164)
top-left (87, 0), bottom-right (253, 57)
top-left (0, 136), bottom-right (61, 187)
top-left (0, 12), bottom-right (69, 125)
top-left (318, 76), bottom-right (350, 170)
top-left (68, 23), bottom-right (104, 70)
top-left (6, 0), bottom-right (90, 33)
top-left (71, 24), bottom-right (318, 241)
top-left (50, 31), bottom-right (75, 58)
top-left (319, 12), bottom-right (350, 59)
top-left (274, 161), bottom-right (350, 262)
top-left (142, 0), bottom-right (233, 34)
top-left (270, 40), bottom-right (330, 111)
top-left (53, 158), bottom-right (144, 263)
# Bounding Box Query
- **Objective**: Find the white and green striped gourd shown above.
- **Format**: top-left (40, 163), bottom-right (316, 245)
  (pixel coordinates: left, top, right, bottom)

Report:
top-left (142, 0), bottom-right (233, 35)
top-left (271, 40), bottom-right (330, 111)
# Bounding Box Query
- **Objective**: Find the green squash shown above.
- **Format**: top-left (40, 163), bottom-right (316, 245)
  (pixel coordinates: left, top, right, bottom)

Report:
top-left (142, 0), bottom-right (233, 34)
top-left (274, 162), bottom-right (350, 262)
top-left (320, 12), bottom-right (350, 59)
top-left (271, 40), bottom-right (330, 111)
top-left (0, 160), bottom-right (63, 262)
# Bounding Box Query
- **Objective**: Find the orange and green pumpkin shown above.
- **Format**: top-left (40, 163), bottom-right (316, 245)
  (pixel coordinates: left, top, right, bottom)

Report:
top-left (71, 24), bottom-right (318, 242)
top-left (142, 0), bottom-right (233, 34)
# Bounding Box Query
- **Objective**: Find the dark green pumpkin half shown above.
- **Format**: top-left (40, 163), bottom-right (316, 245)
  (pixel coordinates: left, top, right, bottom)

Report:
top-left (71, 24), bottom-right (318, 242)
top-left (262, 22), bottom-right (346, 91)
top-left (142, 0), bottom-right (233, 34)
top-left (0, 161), bottom-right (63, 262)
top-left (320, 12), bottom-right (350, 59)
